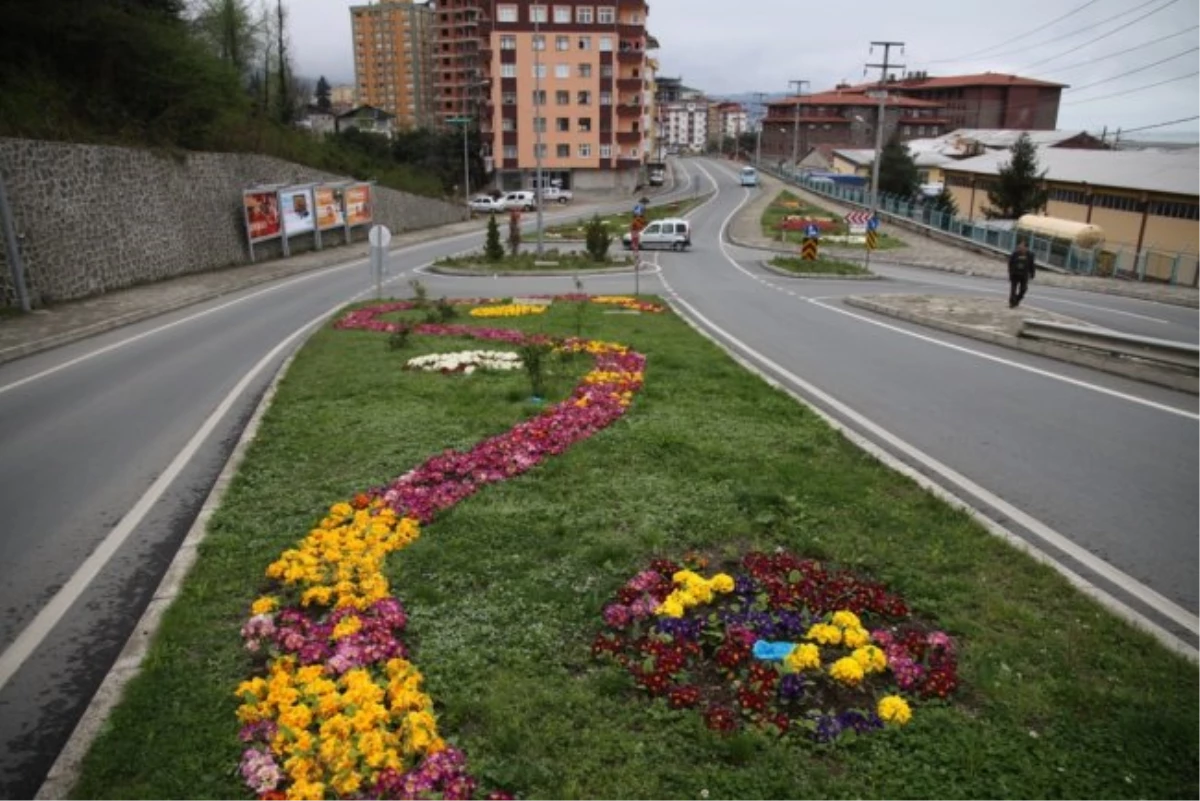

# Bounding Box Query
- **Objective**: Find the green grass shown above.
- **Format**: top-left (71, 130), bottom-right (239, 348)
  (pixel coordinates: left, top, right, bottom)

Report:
top-left (545, 196), bottom-right (710, 239)
top-left (73, 298), bottom-right (1198, 799)
top-left (769, 256), bottom-right (872, 276)
top-left (761, 190), bottom-right (904, 250)
top-left (433, 249), bottom-right (634, 272)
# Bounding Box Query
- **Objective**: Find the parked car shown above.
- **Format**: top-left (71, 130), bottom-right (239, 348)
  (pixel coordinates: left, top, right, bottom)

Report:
top-left (468, 195), bottom-right (504, 213)
top-left (501, 190), bottom-right (538, 211)
top-left (539, 186), bottom-right (574, 204)
top-left (622, 218), bottom-right (691, 251)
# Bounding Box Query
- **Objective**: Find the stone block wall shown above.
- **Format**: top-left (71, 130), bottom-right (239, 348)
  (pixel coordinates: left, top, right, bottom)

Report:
top-left (0, 138), bottom-right (467, 307)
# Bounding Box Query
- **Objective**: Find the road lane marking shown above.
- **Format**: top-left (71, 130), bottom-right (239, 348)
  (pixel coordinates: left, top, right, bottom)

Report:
top-left (656, 267), bottom-right (1197, 656)
top-left (691, 161), bottom-right (1199, 421)
top-left (0, 267), bottom-right (417, 693)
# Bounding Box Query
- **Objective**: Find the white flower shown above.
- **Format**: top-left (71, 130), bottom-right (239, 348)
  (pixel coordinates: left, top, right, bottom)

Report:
top-left (405, 350), bottom-right (523, 373)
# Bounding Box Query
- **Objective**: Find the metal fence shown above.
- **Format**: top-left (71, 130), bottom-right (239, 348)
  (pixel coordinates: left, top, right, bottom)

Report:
top-left (761, 164), bottom-right (1199, 287)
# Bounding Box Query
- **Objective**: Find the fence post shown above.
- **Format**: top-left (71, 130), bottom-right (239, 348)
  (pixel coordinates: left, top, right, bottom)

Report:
top-left (1169, 254), bottom-right (1180, 285)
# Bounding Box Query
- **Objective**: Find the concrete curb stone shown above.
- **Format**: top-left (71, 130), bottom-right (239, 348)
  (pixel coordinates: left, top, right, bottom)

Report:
top-left (758, 260), bottom-right (883, 281)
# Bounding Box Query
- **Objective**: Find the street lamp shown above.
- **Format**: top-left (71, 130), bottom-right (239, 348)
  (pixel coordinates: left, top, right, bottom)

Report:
top-left (447, 116), bottom-right (472, 209)
top-left (533, 10), bottom-right (545, 256)
top-left (754, 92), bottom-right (767, 167)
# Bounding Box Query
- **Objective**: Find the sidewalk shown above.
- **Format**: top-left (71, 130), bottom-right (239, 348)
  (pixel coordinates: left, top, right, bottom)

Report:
top-left (728, 172), bottom-right (1200, 309)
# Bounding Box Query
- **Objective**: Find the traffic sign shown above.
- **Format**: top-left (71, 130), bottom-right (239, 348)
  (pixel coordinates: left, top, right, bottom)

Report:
top-left (866, 230), bottom-right (878, 251)
top-left (867, 216), bottom-right (880, 232)
top-left (631, 215), bottom-right (648, 233)
top-left (633, 203), bottom-right (646, 216)
top-left (801, 237), bottom-right (818, 261)
top-left (845, 211), bottom-right (871, 226)
top-left (804, 223), bottom-right (820, 239)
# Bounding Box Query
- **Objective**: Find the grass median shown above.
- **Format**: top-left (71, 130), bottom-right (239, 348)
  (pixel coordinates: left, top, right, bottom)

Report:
top-left (769, 255), bottom-right (872, 277)
top-left (432, 249), bottom-right (634, 272)
top-left (762, 190), bottom-right (903, 250)
top-left (74, 297), bottom-right (1197, 800)
top-left (545, 195), bottom-right (709, 239)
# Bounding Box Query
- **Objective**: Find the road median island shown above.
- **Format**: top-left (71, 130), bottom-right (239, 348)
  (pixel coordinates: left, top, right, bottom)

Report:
top-left (69, 295), bottom-right (1197, 800)
top-left (843, 294), bottom-right (1198, 394)
top-left (761, 256), bottom-right (882, 281)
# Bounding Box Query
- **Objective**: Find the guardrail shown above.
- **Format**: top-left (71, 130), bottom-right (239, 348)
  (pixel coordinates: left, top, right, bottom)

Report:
top-left (1019, 319), bottom-right (1200, 372)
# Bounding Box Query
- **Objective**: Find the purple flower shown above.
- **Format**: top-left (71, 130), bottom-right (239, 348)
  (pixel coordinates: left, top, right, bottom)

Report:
top-left (238, 747), bottom-right (281, 794)
top-left (603, 604), bottom-right (633, 629)
top-left (777, 672), bottom-right (808, 701)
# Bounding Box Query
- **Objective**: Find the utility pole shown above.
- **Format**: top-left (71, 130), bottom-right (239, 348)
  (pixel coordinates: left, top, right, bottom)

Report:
top-left (534, 10), bottom-right (544, 256)
top-left (754, 91), bottom-right (767, 166)
top-left (788, 79), bottom-right (808, 175)
top-left (864, 41), bottom-right (904, 215)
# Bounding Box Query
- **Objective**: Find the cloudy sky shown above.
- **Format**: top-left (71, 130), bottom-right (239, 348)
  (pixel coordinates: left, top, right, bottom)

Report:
top-left (287, 0), bottom-right (1199, 138)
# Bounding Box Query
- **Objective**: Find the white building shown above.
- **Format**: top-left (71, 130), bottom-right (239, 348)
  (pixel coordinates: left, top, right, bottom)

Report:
top-left (661, 100), bottom-right (709, 152)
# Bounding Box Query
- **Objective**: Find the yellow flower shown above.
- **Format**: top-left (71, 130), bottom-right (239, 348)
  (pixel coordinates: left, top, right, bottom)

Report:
top-left (710, 573), bottom-right (735, 593)
top-left (829, 656), bottom-right (865, 686)
top-left (831, 610), bottom-right (862, 630)
top-left (657, 596), bottom-right (686, 618)
top-left (842, 626), bottom-right (870, 649)
top-left (783, 643), bottom-right (822, 673)
top-left (805, 623), bottom-right (842, 646)
top-left (251, 596), bottom-right (279, 616)
top-left (332, 614), bottom-right (363, 640)
top-left (286, 779), bottom-right (326, 800)
top-left (852, 645), bottom-right (888, 674)
top-left (278, 703), bottom-right (313, 732)
top-left (878, 694), bottom-right (913, 725)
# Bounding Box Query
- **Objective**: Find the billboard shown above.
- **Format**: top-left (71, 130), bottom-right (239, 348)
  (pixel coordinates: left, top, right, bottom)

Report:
top-left (281, 187), bottom-right (315, 236)
top-left (345, 184), bottom-right (373, 227)
top-left (244, 190), bottom-right (282, 242)
top-left (315, 186), bottom-right (345, 230)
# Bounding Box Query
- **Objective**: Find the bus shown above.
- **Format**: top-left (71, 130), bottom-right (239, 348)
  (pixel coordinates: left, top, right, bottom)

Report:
top-left (739, 166), bottom-right (758, 187)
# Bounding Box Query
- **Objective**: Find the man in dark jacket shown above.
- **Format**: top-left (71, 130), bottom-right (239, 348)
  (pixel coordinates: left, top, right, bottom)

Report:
top-left (1008, 240), bottom-right (1036, 308)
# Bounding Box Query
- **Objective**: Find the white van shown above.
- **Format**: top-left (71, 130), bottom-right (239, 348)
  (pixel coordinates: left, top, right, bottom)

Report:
top-left (501, 191), bottom-right (538, 211)
top-left (739, 166), bottom-right (758, 187)
top-left (621, 218), bottom-right (691, 251)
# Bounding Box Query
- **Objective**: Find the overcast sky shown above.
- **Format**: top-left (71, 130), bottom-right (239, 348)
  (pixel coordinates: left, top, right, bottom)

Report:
top-left (286, 0), bottom-right (1199, 138)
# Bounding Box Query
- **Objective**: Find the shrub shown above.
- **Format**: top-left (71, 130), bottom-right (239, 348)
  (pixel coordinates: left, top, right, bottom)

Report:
top-left (584, 215), bottom-right (611, 262)
top-left (485, 214), bottom-right (505, 262)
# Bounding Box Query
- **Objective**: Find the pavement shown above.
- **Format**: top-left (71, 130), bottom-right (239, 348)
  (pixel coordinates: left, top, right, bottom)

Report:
top-left (726, 170), bottom-right (1200, 309)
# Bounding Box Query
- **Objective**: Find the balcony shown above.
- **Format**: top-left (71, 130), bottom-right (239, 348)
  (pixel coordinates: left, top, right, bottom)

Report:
top-left (617, 42), bottom-right (645, 62)
top-left (616, 130), bottom-right (642, 144)
top-left (616, 103), bottom-right (643, 117)
top-left (617, 77), bottom-right (642, 91)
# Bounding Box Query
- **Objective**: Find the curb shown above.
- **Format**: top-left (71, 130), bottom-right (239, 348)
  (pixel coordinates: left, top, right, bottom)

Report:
top-left (426, 261), bottom-right (641, 278)
top-left (843, 296), bottom-right (1198, 394)
top-left (34, 329), bottom-right (312, 800)
top-left (758, 260), bottom-right (883, 281)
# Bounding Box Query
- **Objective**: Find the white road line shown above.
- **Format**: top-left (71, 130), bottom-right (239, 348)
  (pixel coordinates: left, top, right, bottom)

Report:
top-left (691, 161), bottom-right (1199, 421)
top-left (0, 268), bottom-right (417, 694)
top-left (655, 267), bottom-right (1197, 657)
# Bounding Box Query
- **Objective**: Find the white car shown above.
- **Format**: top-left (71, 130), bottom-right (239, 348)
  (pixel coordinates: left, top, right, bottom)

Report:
top-left (539, 186), bottom-right (574, 204)
top-left (468, 195), bottom-right (503, 213)
top-left (501, 191), bottom-right (539, 211)
top-left (622, 218), bottom-right (692, 251)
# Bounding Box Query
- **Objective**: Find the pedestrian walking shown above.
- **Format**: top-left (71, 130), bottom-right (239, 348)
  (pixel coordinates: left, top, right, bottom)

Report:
top-left (1008, 240), bottom-right (1037, 308)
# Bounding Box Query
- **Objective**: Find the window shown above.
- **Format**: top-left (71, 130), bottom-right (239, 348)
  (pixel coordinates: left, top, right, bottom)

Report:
top-left (533, 34), bottom-right (546, 51)
top-left (578, 117), bottom-right (592, 132)
top-left (556, 117), bottom-right (570, 132)
top-left (578, 36), bottom-right (592, 50)
top-left (577, 6), bottom-right (593, 23)
top-left (1150, 200), bottom-right (1200, 220)
top-left (533, 64), bottom-right (547, 78)
top-left (917, 125), bottom-right (926, 136)
top-left (556, 90), bottom-right (570, 105)
top-left (501, 63), bottom-right (516, 78)
top-left (500, 35), bottom-right (516, 49)
top-left (555, 64), bottom-right (570, 78)
top-left (557, 144), bottom-right (570, 157)
top-left (597, 6), bottom-right (615, 23)
top-left (578, 63), bottom-right (592, 78)
top-left (579, 143), bottom-right (592, 157)
top-left (599, 36), bottom-right (613, 52)
top-left (599, 91), bottom-right (612, 105)
top-left (553, 5), bottom-right (571, 22)
top-left (600, 144), bottom-right (612, 158)
top-left (497, 4), bottom-right (517, 22)
top-left (532, 89), bottom-right (547, 105)
top-left (502, 117), bottom-right (515, 131)
top-left (503, 145), bottom-right (517, 159)
top-left (577, 90), bottom-right (592, 105)
top-left (600, 64), bottom-right (613, 78)
top-left (556, 35), bottom-right (569, 51)
top-left (902, 126), bottom-right (912, 136)
top-left (502, 92), bottom-right (516, 105)
top-left (535, 143), bottom-right (547, 158)
top-left (530, 5), bottom-right (547, 23)
top-left (533, 116), bottom-right (546, 132)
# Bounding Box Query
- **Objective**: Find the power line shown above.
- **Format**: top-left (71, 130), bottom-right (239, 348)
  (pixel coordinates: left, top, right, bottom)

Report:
top-left (1066, 47), bottom-right (1198, 93)
top-left (1115, 115), bottom-right (1200, 134)
top-left (1062, 70), bottom-right (1199, 105)
top-left (1037, 26), bottom-right (1199, 74)
top-left (1019, 0), bottom-right (1187, 70)
top-left (920, 0), bottom-right (1102, 65)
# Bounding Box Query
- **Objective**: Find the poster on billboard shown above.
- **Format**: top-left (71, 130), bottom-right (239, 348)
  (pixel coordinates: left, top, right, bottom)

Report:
top-left (244, 190), bottom-right (282, 242)
top-left (345, 184), bottom-right (373, 227)
top-left (315, 185), bottom-right (346, 230)
top-left (280, 186), bottom-right (316, 236)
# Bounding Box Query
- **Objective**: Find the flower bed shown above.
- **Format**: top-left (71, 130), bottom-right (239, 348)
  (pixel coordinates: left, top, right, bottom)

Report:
top-left (591, 550), bottom-right (958, 742)
top-left (405, 351), bottom-right (523, 374)
top-left (467, 304), bottom-right (548, 318)
top-left (236, 297), bottom-right (652, 800)
top-left (590, 295), bottom-right (667, 313)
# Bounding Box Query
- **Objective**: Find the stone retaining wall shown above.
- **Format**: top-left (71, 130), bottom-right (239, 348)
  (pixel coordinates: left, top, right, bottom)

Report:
top-left (0, 138), bottom-right (467, 307)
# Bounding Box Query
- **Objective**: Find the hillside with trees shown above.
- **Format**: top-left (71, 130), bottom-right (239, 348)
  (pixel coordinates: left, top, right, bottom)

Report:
top-left (0, 0), bottom-right (475, 198)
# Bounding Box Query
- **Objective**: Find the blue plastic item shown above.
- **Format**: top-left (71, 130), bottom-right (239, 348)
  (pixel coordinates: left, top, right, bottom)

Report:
top-left (752, 640), bottom-right (797, 662)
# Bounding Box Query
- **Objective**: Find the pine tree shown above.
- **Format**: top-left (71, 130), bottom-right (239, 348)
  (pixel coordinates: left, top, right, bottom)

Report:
top-left (878, 136), bottom-right (920, 199)
top-left (484, 214), bottom-right (504, 262)
top-left (315, 75), bottom-right (331, 111)
top-left (982, 133), bottom-right (1048, 219)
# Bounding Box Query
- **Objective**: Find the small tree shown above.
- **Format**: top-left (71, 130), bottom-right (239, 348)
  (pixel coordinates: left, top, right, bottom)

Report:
top-left (878, 136), bottom-right (920, 199)
top-left (584, 215), bottom-right (611, 262)
top-left (315, 75), bottom-right (331, 110)
top-left (484, 214), bottom-right (504, 262)
top-left (982, 133), bottom-right (1048, 219)
top-left (927, 187), bottom-right (958, 228)
top-left (507, 211), bottom-right (522, 257)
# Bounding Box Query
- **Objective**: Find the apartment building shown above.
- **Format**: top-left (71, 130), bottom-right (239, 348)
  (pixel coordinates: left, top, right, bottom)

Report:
top-left (486, 0), bottom-right (655, 191)
top-left (658, 84), bottom-right (707, 153)
top-left (349, 0), bottom-right (436, 129)
top-left (709, 101), bottom-right (747, 141)
top-left (432, 0), bottom-right (491, 127)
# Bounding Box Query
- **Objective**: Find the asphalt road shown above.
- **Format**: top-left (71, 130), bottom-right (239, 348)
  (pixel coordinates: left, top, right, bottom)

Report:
top-left (0, 157), bottom-right (1195, 797)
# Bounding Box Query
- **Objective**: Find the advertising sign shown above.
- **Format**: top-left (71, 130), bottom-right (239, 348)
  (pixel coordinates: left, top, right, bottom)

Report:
top-left (244, 190), bottom-right (282, 242)
top-left (315, 186), bottom-right (345, 230)
top-left (345, 184), bottom-right (373, 227)
top-left (281, 187), bottom-right (315, 236)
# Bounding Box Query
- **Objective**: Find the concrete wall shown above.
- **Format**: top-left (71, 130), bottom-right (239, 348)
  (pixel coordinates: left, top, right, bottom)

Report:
top-left (0, 137), bottom-right (466, 308)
